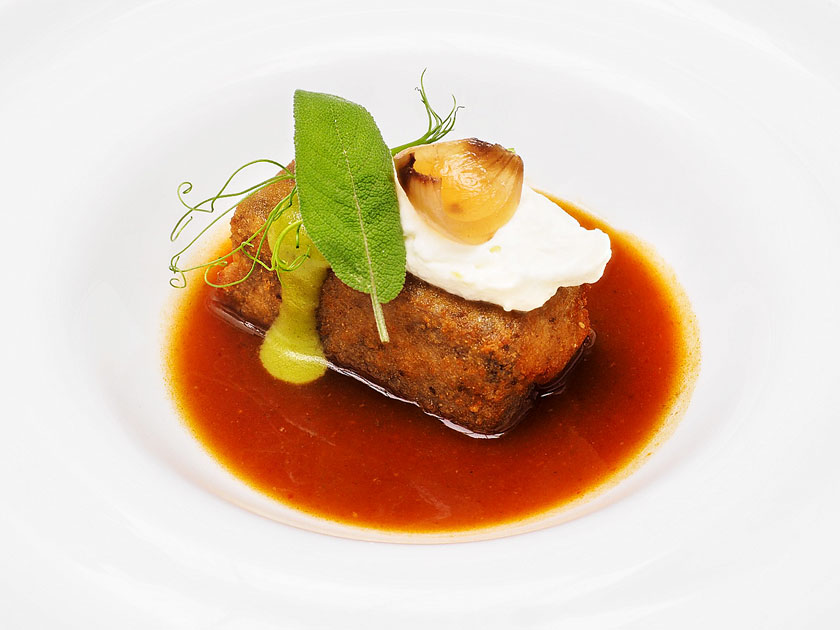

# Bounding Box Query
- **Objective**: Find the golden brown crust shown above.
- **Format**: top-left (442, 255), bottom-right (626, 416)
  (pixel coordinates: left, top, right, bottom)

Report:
top-left (317, 273), bottom-right (589, 434)
top-left (216, 258), bottom-right (282, 330)
top-left (216, 165), bottom-right (295, 328)
top-left (229, 165), bottom-right (296, 266)
top-left (217, 163), bottom-right (592, 434)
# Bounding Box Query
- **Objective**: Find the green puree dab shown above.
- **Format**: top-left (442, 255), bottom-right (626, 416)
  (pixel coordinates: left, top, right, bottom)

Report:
top-left (259, 195), bottom-right (330, 384)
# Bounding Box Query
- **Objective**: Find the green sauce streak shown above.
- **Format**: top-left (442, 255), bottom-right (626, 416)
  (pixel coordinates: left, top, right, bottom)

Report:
top-left (259, 195), bottom-right (330, 384)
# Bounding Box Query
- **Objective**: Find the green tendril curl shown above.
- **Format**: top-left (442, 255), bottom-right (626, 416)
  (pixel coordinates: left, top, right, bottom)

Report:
top-left (169, 72), bottom-right (460, 291)
top-left (390, 69), bottom-right (462, 156)
top-left (168, 160), bottom-right (301, 289)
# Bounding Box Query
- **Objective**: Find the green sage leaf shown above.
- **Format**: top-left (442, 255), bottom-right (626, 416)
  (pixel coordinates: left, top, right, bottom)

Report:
top-left (293, 89), bottom-right (406, 341)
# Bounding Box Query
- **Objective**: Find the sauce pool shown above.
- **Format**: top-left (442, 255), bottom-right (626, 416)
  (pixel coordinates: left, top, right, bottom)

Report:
top-left (167, 202), bottom-right (698, 532)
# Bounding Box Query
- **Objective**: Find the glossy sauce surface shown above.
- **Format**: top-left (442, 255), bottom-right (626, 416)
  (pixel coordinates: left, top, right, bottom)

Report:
top-left (168, 203), bottom-right (696, 532)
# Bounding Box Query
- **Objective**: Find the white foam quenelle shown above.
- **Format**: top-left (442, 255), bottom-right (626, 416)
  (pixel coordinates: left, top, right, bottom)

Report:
top-left (399, 180), bottom-right (611, 311)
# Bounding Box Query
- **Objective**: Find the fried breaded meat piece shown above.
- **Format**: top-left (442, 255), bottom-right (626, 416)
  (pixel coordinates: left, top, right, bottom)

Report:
top-left (217, 168), bottom-right (591, 434)
top-left (318, 273), bottom-right (588, 434)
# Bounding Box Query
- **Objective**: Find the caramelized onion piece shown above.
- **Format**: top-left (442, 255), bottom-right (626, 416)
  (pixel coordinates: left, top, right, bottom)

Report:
top-left (394, 138), bottom-right (524, 245)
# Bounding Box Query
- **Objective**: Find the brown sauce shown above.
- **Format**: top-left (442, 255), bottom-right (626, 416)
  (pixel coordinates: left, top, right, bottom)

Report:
top-left (167, 201), bottom-right (698, 532)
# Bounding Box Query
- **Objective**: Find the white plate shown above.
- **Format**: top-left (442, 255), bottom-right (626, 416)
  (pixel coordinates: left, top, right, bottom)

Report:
top-left (3, 0), bottom-right (839, 627)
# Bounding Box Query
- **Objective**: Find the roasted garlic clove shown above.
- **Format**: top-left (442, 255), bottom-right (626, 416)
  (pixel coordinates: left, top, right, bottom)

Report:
top-left (394, 138), bottom-right (524, 245)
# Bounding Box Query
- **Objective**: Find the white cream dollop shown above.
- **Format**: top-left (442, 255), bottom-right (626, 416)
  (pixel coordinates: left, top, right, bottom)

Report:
top-left (397, 181), bottom-right (611, 311)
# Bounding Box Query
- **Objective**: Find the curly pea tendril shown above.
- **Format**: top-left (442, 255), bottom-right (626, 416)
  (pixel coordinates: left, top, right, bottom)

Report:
top-left (169, 70), bottom-right (461, 290)
top-left (168, 160), bottom-right (303, 289)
